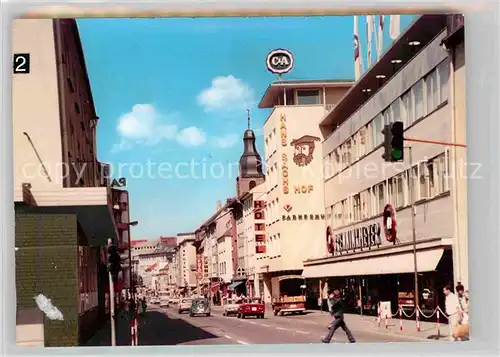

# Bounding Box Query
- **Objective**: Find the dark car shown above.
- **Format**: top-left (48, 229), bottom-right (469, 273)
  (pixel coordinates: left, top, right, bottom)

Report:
top-left (189, 298), bottom-right (211, 317)
top-left (237, 297), bottom-right (265, 319)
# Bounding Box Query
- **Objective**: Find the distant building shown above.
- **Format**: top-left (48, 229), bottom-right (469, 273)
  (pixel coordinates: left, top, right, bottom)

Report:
top-left (174, 232), bottom-right (197, 294)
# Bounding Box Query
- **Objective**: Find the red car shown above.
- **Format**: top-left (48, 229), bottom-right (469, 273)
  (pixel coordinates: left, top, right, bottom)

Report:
top-left (237, 297), bottom-right (265, 319)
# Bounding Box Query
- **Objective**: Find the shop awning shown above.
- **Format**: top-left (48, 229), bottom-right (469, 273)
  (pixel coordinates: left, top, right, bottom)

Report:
top-left (227, 281), bottom-right (244, 290)
top-left (302, 248), bottom-right (444, 278)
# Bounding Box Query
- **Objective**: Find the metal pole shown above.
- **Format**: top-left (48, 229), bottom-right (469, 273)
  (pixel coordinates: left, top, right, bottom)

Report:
top-left (109, 271), bottom-right (116, 346)
top-left (408, 146), bottom-right (420, 313)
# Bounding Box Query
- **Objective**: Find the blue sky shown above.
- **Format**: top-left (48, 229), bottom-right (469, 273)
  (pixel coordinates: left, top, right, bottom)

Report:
top-left (77, 15), bottom-right (416, 240)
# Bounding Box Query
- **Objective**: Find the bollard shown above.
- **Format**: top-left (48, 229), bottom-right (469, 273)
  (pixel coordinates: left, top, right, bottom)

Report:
top-left (436, 309), bottom-right (440, 337)
top-left (416, 309), bottom-right (421, 332)
top-left (385, 311), bottom-right (388, 329)
top-left (130, 319), bottom-right (135, 346)
top-left (399, 306), bottom-right (403, 331)
top-left (134, 317), bottom-right (139, 345)
top-left (377, 302), bottom-right (381, 327)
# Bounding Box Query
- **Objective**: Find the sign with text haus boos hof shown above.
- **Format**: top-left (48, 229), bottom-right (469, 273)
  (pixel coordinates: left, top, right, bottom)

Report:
top-left (254, 200), bottom-right (266, 254)
top-left (280, 112), bottom-right (323, 221)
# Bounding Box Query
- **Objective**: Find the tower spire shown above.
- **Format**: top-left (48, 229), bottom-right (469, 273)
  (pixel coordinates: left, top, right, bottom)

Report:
top-left (247, 109), bottom-right (251, 129)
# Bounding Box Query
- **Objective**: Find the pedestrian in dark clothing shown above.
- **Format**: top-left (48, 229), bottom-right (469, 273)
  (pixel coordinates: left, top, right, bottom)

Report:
top-left (322, 290), bottom-right (356, 343)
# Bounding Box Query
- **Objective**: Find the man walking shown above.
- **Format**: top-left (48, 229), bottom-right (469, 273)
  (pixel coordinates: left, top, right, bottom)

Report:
top-left (321, 289), bottom-right (356, 344)
top-left (443, 284), bottom-right (462, 341)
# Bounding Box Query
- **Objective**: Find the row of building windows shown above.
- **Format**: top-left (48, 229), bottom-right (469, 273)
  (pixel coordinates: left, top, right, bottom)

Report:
top-left (264, 127), bottom-right (278, 160)
top-left (327, 152), bottom-right (450, 229)
top-left (267, 233), bottom-right (281, 257)
top-left (265, 162), bottom-right (279, 193)
top-left (324, 60), bottom-right (449, 180)
top-left (265, 198), bottom-right (280, 225)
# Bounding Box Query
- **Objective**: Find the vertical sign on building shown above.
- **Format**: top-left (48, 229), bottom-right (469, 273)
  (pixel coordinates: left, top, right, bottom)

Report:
top-left (254, 200), bottom-right (266, 254)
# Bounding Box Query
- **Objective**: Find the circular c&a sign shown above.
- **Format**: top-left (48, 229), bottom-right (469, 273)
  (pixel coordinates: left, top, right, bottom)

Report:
top-left (266, 49), bottom-right (294, 75)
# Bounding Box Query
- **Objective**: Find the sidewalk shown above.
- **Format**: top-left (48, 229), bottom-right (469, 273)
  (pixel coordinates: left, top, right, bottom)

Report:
top-left (84, 310), bottom-right (132, 346)
top-left (301, 310), bottom-right (451, 342)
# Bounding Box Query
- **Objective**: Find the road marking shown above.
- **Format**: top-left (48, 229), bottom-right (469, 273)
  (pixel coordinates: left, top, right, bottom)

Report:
top-left (224, 335), bottom-right (232, 339)
top-left (295, 330), bottom-right (310, 334)
top-left (261, 324), bottom-right (270, 327)
top-left (236, 340), bottom-right (249, 345)
top-left (276, 327), bottom-right (289, 331)
top-left (247, 321), bottom-right (257, 324)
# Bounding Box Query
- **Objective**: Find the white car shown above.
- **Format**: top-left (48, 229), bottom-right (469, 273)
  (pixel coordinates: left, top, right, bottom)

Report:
top-left (160, 298), bottom-right (170, 308)
top-left (223, 299), bottom-right (240, 317)
top-left (178, 298), bottom-right (193, 314)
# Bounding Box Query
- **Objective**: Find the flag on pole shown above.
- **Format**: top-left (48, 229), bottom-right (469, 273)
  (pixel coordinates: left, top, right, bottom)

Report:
top-left (353, 15), bottom-right (363, 81)
top-left (389, 15), bottom-right (401, 40)
top-left (377, 15), bottom-right (384, 60)
top-left (366, 15), bottom-right (374, 67)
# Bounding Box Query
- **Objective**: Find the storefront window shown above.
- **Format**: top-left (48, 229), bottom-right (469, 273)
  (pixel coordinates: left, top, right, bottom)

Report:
top-left (352, 194), bottom-right (361, 221)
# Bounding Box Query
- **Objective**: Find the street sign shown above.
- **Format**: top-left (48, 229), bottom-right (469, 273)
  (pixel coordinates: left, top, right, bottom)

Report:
top-left (111, 177), bottom-right (127, 188)
top-left (266, 49), bottom-right (294, 75)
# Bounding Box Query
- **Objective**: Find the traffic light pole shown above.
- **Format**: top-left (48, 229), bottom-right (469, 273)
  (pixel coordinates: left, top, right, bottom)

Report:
top-left (407, 146), bottom-right (420, 315)
top-left (109, 271), bottom-right (116, 346)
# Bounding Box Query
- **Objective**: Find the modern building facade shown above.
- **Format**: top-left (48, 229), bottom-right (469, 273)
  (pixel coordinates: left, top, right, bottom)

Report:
top-left (12, 19), bottom-right (129, 347)
top-left (302, 15), bottom-right (467, 316)
top-left (257, 79), bottom-right (352, 300)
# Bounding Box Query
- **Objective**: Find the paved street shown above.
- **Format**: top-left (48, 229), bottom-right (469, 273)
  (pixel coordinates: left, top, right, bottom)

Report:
top-left (133, 305), bottom-right (437, 345)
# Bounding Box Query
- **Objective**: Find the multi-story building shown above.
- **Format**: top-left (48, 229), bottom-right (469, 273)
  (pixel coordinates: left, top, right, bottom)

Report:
top-left (131, 237), bottom-right (176, 292)
top-left (302, 15), bottom-right (466, 316)
top-left (257, 78), bottom-right (352, 298)
top-left (12, 19), bottom-right (128, 347)
top-left (235, 184), bottom-right (267, 298)
top-left (229, 122), bottom-right (267, 297)
top-left (194, 199), bottom-right (237, 298)
top-left (174, 233), bottom-right (197, 294)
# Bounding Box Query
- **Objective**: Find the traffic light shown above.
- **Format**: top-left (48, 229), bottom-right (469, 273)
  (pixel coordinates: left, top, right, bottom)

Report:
top-left (107, 244), bottom-right (121, 281)
top-left (391, 121), bottom-right (404, 161)
top-left (381, 121), bottom-right (405, 162)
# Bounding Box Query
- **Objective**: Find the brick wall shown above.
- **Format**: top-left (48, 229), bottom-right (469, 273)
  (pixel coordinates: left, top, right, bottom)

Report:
top-left (15, 213), bottom-right (79, 347)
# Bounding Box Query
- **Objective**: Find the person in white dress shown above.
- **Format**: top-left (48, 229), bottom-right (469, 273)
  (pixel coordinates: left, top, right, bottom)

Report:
top-left (443, 284), bottom-right (462, 341)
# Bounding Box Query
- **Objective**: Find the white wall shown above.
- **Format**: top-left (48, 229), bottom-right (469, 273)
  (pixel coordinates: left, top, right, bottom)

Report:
top-left (12, 19), bottom-right (64, 190)
top-left (263, 105), bottom-right (328, 271)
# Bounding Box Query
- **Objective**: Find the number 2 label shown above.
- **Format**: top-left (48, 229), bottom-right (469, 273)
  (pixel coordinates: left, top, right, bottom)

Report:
top-left (13, 53), bottom-right (30, 74)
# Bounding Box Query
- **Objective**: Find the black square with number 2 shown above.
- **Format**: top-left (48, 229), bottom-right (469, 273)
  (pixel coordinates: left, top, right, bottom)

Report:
top-left (13, 53), bottom-right (30, 74)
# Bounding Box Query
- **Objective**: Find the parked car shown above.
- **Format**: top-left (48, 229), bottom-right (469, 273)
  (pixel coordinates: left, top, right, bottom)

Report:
top-left (189, 298), bottom-right (211, 317)
top-left (237, 297), bottom-right (265, 319)
top-left (150, 297), bottom-right (160, 305)
top-left (223, 298), bottom-right (240, 317)
top-left (178, 298), bottom-right (193, 314)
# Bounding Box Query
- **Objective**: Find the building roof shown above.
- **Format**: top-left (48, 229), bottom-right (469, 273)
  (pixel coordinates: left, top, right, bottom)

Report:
top-left (258, 79), bottom-right (353, 108)
top-left (130, 240), bottom-right (149, 247)
top-left (159, 236), bottom-right (177, 246)
top-left (319, 14), bottom-right (447, 129)
top-left (198, 197), bottom-right (237, 231)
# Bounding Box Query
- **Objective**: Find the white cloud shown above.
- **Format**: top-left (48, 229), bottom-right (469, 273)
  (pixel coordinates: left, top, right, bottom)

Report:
top-left (112, 104), bottom-right (206, 152)
top-left (116, 104), bottom-right (177, 145)
top-left (176, 127), bottom-right (207, 147)
top-left (197, 75), bottom-right (255, 112)
top-left (213, 134), bottom-right (239, 149)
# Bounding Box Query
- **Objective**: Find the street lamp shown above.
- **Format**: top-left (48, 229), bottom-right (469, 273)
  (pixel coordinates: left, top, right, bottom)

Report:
top-left (127, 220), bottom-right (139, 299)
